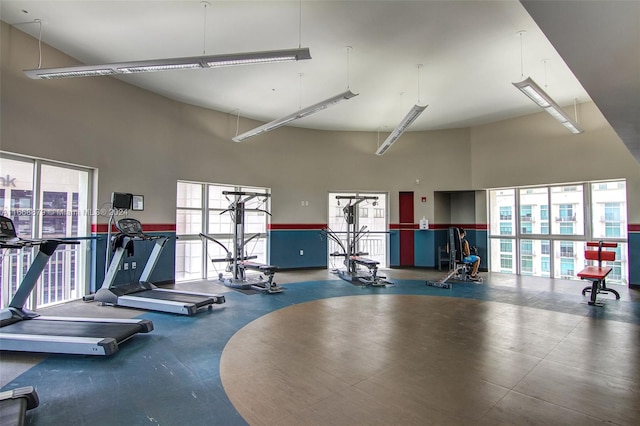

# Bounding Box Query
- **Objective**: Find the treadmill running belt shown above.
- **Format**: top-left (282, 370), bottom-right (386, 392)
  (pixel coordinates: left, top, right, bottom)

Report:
top-left (131, 290), bottom-right (215, 306)
top-left (1, 319), bottom-right (147, 342)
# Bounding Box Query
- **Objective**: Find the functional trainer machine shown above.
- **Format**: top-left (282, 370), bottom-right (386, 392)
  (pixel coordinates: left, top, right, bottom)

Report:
top-left (95, 217), bottom-right (225, 315)
top-left (0, 215), bottom-right (153, 356)
top-left (323, 195), bottom-right (393, 287)
top-left (199, 190), bottom-right (282, 293)
top-left (426, 227), bottom-right (483, 289)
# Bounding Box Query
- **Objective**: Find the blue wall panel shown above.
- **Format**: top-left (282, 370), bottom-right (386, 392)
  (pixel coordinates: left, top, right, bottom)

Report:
top-left (434, 229), bottom-right (449, 255)
top-left (629, 232), bottom-right (640, 286)
top-left (467, 229), bottom-right (488, 270)
top-left (269, 230), bottom-right (327, 269)
top-left (91, 232), bottom-right (176, 292)
top-left (414, 230), bottom-right (435, 267)
top-left (412, 227), bottom-right (488, 271)
top-left (389, 230), bottom-right (400, 267)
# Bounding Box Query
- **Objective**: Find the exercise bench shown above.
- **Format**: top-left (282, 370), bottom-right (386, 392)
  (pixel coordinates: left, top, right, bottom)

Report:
top-left (577, 241), bottom-right (619, 306)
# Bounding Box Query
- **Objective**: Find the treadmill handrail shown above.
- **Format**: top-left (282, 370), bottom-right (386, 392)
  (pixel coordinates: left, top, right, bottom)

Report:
top-left (0, 237), bottom-right (80, 248)
top-left (113, 232), bottom-right (167, 242)
top-left (0, 242), bottom-right (23, 249)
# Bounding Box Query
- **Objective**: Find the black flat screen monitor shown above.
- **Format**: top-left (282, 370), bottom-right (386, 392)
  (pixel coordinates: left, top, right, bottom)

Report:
top-left (112, 192), bottom-right (133, 210)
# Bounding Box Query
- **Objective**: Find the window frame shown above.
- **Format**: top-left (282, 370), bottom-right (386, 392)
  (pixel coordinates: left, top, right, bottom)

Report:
top-left (488, 180), bottom-right (628, 284)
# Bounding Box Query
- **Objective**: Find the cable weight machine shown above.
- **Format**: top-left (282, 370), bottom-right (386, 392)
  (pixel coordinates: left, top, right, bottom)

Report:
top-left (323, 195), bottom-right (393, 287)
top-left (200, 191), bottom-right (282, 293)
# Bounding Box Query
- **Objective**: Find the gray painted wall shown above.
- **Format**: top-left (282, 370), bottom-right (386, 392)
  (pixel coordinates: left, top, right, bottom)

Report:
top-left (2, 22), bottom-right (639, 230)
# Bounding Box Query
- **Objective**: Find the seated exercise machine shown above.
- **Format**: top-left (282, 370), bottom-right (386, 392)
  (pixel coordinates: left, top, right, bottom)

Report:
top-left (426, 227), bottom-right (483, 289)
top-left (0, 215), bottom-right (153, 356)
top-left (95, 217), bottom-right (225, 315)
top-left (577, 241), bottom-right (620, 306)
top-left (199, 191), bottom-right (282, 293)
top-left (323, 195), bottom-right (393, 287)
top-left (0, 386), bottom-right (39, 426)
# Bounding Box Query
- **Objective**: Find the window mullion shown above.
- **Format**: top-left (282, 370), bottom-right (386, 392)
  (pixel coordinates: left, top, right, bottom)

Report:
top-left (515, 188), bottom-right (521, 276)
top-left (584, 182), bottom-right (593, 241)
top-left (202, 183), bottom-right (208, 280)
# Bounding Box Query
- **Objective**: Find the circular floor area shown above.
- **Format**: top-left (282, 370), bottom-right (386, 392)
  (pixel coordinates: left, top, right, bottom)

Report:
top-left (220, 294), bottom-right (637, 425)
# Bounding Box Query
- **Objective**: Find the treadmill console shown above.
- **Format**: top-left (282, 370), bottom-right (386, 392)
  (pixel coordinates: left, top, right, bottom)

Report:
top-left (0, 216), bottom-right (17, 239)
top-left (116, 218), bottom-right (144, 237)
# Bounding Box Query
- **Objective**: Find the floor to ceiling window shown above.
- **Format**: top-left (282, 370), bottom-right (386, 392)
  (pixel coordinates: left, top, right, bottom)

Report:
top-left (0, 154), bottom-right (91, 308)
top-left (488, 181), bottom-right (628, 285)
top-left (327, 192), bottom-right (388, 268)
top-left (175, 181), bottom-right (270, 282)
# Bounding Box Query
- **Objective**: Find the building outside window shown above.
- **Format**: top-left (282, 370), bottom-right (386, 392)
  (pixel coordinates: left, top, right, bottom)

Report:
top-left (558, 204), bottom-right (574, 221)
top-left (559, 222), bottom-right (574, 235)
top-left (500, 254), bottom-right (512, 272)
top-left (559, 241), bottom-right (574, 258)
top-left (560, 258), bottom-right (574, 279)
top-left (500, 223), bottom-right (512, 235)
top-left (488, 181), bottom-right (628, 285)
top-left (551, 186), bottom-right (584, 235)
top-left (604, 202), bottom-right (622, 237)
top-left (540, 205), bottom-right (549, 234)
top-left (541, 257), bottom-right (550, 275)
top-left (521, 257), bottom-right (533, 275)
top-left (500, 206), bottom-right (512, 220)
top-left (541, 240), bottom-right (550, 255)
top-left (520, 205), bottom-right (533, 235)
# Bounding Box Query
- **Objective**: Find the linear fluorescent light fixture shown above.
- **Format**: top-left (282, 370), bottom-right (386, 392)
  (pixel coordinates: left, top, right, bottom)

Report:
top-left (232, 90), bottom-right (358, 142)
top-left (375, 104), bottom-right (427, 155)
top-left (513, 77), bottom-right (583, 134)
top-left (23, 47), bottom-right (312, 80)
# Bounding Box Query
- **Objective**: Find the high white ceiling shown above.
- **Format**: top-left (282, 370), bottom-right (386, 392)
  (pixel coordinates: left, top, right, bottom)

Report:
top-left (1, 0), bottom-right (594, 134)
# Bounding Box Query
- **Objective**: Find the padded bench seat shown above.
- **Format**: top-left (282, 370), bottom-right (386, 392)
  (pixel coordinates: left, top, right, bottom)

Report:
top-left (349, 256), bottom-right (379, 267)
top-left (577, 266), bottom-right (612, 281)
top-left (240, 261), bottom-right (277, 273)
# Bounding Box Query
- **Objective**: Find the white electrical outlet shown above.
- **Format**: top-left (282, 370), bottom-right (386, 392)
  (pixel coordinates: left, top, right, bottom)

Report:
top-left (123, 263), bottom-right (129, 270)
top-left (299, 250), bottom-right (304, 256)
top-left (132, 261), bottom-right (137, 269)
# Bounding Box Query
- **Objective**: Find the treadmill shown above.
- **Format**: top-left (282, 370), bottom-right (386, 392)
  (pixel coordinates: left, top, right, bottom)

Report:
top-left (0, 216), bottom-right (153, 356)
top-left (0, 386), bottom-right (39, 426)
top-left (94, 217), bottom-right (224, 315)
